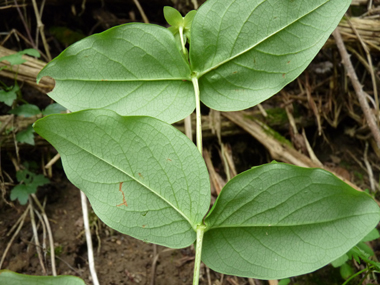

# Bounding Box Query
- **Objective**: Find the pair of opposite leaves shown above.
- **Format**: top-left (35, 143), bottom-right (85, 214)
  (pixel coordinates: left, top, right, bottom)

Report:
top-left (34, 0), bottom-right (380, 280)
top-left (38, 0), bottom-right (351, 124)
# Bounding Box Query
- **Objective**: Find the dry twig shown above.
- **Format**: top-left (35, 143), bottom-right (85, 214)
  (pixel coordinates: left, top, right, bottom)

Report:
top-left (132, 0), bottom-right (149, 24)
top-left (31, 194), bottom-right (57, 276)
top-left (150, 244), bottom-right (159, 285)
top-left (345, 15), bottom-right (378, 116)
top-left (184, 115), bottom-right (193, 141)
top-left (29, 197), bottom-right (47, 274)
top-left (0, 204), bottom-right (30, 269)
top-left (332, 28), bottom-right (380, 149)
top-left (80, 191), bottom-right (100, 285)
top-left (31, 0), bottom-right (51, 61)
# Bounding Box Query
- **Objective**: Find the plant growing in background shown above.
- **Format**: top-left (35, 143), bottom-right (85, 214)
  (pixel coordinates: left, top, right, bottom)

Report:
top-left (332, 228), bottom-right (380, 283)
top-left (10, 162), bottom-right (50, 205)
top-left (2, 0), bottom-right (377, 284)
top-left (0, 49), bottom-right (66, 145)
top-left (0, 49), bottom-right (40, 108)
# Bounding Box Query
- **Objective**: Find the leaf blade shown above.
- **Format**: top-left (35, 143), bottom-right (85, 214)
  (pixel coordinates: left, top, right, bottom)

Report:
top-left (164, 6), bottom-right (184, 27)
top-left (0, 270), bottom-right (85, 285)
top-left (10, 104), bottom-right (41, 117)
top-left (190, 0), bottom-right (351, 111)
top-left (203, 163), bottom-right (380, 279)
top-left (34, 110), bottom-right (210, 248)
top-left (38, 23), bottom-right (194, 123)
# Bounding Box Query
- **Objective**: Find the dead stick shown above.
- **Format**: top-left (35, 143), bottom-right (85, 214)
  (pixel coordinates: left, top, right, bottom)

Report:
top-left (29, 197), bottom-right (47, 275)
top-left (31, 194), bottom-right (57, 276)
top-left (13, 0), bottom-right (37, 50)
top-left (345, 15), bottom-right (378, 116)
top-left (31, 0), bottom-right (51, 61)
top-left (80, 191), bottom-right (100, 285)
top-left (132, 0), bottom-right (149, 24)
top-left (0, 205), bottom-right (30, 269)
top-left (150, 244), bottom-right (158, 285)
top-left (332, 29), bottom-right (380, 149)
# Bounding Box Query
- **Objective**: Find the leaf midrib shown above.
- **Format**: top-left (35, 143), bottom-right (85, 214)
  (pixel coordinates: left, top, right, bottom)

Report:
top-left (206, 212), bottom-right (379, 231)
top-left (46, 125), bottom-right (194, 228)
top-left (196, 1), bottom-right (328, 78)
top-left (53, 77), bottom-right (192, 82)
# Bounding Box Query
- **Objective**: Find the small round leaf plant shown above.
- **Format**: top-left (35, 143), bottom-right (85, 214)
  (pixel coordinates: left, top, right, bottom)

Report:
top-left (33, 0), bottom-right (379, 284)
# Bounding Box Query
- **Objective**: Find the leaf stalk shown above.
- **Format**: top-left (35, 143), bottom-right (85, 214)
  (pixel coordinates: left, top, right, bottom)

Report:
top-left (192, 76), bottom-right (202, 154)
top-left (179, 26), bottom-right (187, 56)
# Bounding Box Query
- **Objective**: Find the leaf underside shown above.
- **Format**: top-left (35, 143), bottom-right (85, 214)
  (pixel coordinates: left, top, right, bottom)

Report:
top-left (190, 0), bottom-right (351, 111)
top-left (0, 270), bottom-right (85, 285)
top-left (38, 23), bottom-right (194, 124)
top-left (33, 110), bottom-right (210, 248)
top-left (203, 163), bottom-right (380, 279)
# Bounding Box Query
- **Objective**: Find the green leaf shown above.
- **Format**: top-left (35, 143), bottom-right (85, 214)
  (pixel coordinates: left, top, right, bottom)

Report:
top-left (0, 270), bottom-right (85, 285)
top-left (42, 103), bottom-right (67, 115)
top-left (0, 49), bottom-right (40, 66)
top-left (38, 23), bottom-right (194, 124)
top-left (340, 263), bottom-right (354, 280)
top-left (21, 48), bottom-right (40, 58)
top-left (16, 169), bottom-right (49, 186)
top-left (357, 242), bottom-right (375, 257)
top-left (0, 84), bottom-right (19, 106)
top-left (331, 254), bottom-right (349, 268)
top-left (190, 0), bottom-right (351, 111)
top-left (278, 279), bottom-right (291, 285)
top-left (347, 246), bottom-right (364, 264)
top-left (10, 104), bottom-right (41, 117)
top-left (0, 53), bottom-right (26, 65)
top-left (16, 125), bottom-right (35, 145)
top-left (164, 6), bottom-right (183, 27)
top-left (10, 185), bottom-right (31, 205)
top-left (202, 163), bottom-right (380, 279)
top-left (361, 227), bottom-right (379, 242)
top-left (184, 10), bottom-right (197, 28)
top-left (16, 169), bottom-right (33, 183)
top-left (33, 109), bottom-right (210, 248)
top-left (11, 170), bottom-right (49, 204)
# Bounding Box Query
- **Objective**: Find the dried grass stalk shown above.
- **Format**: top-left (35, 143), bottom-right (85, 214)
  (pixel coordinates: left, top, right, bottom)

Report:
top-left (351, 0), bottom-right (371, 5)
top-left (326, 17), bottom-right (380, 52)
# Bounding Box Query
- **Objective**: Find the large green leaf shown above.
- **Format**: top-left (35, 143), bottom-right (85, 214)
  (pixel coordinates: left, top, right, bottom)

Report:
top-left (33, 110), bottom-right (210, 248)
top-left (0, 270), bottom-right (85, 285)
top-left (37, 23), bottom-right (194, 124)
top-left (203, 163), bottom-right (380, 279)
top-left (190, 0), bottom-right (351, 111)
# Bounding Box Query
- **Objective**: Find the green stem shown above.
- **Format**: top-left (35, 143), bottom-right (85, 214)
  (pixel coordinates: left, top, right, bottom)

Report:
top-left (179, 26), bottom-right (187, 56)
top-left (192, 76), bottom-right (202, 154)
top-left (193, 225), bottom-right (206, 285)
top-left (341, 266), bottom-right (373, 285)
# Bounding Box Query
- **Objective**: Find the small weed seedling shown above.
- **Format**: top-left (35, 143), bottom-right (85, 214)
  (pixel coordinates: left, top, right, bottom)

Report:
top-left (1, 0), bottom-right (379, 284)
top-left (10, 162), bottom-right (50, 205)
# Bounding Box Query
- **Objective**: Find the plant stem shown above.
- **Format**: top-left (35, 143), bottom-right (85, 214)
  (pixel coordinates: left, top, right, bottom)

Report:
top-left (179, 26), bottom-right (187, 56)
top-left (341, 266), bottom-right (373, 285)
top-left (193, 225), bottom-right (206, 285)
top-left (178, 25), bottom-right (189, 59)
top-left (192, 76), bottom-right (202, 154)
